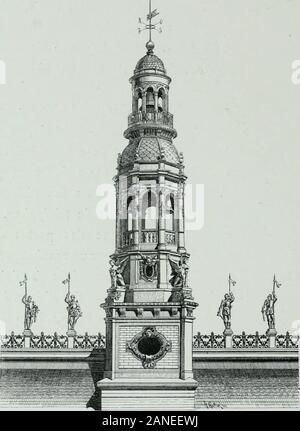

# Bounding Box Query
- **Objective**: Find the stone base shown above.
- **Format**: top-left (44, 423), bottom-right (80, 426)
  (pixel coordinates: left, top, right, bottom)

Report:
top-left (97, 378), bottom-right (198, 411)
top-left (23, 329), bottom-right (33, 337)
top-left (66, 329), bottom-right (77, 337)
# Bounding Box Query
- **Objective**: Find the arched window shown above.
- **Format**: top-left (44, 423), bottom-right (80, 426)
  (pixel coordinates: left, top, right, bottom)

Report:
top-left (165, 193), bottom-right (175, 231)
top-left (127, 197), bottom-right (134, 231)
top-left (142, 190), bottom-right (157, 230)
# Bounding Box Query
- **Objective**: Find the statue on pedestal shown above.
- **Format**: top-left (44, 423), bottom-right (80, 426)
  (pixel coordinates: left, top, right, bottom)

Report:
top-left (63, 273), bottom-right (82, 335)
top-left (262, 275), bottom-right (281, 331)
top-left (109, 257), bottom-right (128, 289)
top-left (20, 274), bottom-right (39, 334)
top-left (169, 256), bottom-right (189, 288)
top-left (217, 274), bottom-right (236, 330)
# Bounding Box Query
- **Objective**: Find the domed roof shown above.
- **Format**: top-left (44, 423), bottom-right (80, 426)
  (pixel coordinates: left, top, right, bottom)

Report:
top-left (119, 137), bottom-right (180, 169)
top-left (135, 53), bottom-right (166, 74)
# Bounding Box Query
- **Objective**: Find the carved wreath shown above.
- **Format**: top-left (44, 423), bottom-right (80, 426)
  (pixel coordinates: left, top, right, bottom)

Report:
top-left (126, 327), bottom-right (172, 369)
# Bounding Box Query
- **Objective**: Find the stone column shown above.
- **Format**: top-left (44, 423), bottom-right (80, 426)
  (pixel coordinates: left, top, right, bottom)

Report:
top-left (180, 304), bottom-right (196, 379)
top-left (177, 182), bottom-right (186, 253)
top-left (142, 91), bottom-right (147, 113)
top-left (158, 176), bottom-right (166, 250)
top-left (154, 91), bottom-right (158, 113)
top-left (131, 177), bottom-right (140, 250)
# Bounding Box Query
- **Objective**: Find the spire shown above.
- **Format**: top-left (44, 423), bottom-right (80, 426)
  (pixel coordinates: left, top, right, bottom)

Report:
top-left (138, 0), bottom-right (163, 54)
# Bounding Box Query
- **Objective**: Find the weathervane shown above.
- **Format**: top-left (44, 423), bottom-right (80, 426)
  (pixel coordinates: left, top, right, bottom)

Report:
top-left (138, 0), bottom-right (163, 47)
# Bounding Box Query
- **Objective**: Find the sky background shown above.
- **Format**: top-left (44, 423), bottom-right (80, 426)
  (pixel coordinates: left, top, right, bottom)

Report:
top-left (0, 0), bottom-right (299, 335)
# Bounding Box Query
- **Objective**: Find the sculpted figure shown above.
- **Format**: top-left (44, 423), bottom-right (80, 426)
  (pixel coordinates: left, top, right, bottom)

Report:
top-left (217, 292), bottom-right (235, 330)
top-left (169, 256), bottom-right (189, 288)
top-left (65, 293), bottom-right (82, 330)
top-left (262, 292), bottom-right (277, 330)
top-left (109, 257), bottom-right (128, 289)
top-left (22, 295), bottom-right (39, 330)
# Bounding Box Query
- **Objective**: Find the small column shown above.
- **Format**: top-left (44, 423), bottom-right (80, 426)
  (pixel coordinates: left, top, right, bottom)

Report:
top-left (142, 91), bottom-right (147, 113)
top-left (267, 328), bottom-right (277, 348)
top-left (177, 182), bottom-right (186, 253)
top-left (132, 177), bottom-right (140, 250)
top-left (224, 328), bottom-right (233, 348)
top-left (158, 176), bottom-right (166, 250)
top-left (154, 91), bottom-right (158, 113)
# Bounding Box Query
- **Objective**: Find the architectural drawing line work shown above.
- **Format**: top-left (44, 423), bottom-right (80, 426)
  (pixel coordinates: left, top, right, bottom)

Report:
top-left (0, 1), bottom-right (299, 411)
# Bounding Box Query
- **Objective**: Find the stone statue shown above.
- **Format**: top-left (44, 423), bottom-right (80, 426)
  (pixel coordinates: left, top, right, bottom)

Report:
top-left (20, 274), bottom-right (39, 333)
top-left (261, 275), bottom-right (281, 331)
top-left (217, 274), bottom-right (236, 330)
top-left (109, 257), bottom-right (128, 289)
top-left (168, 256), bottom-right (189, 288)
top-left (62, 273), bottom-right (82, 333)
top-left (22, 295), bottom-right (39, 331)
top-left (65, 293), bottom-right (82, 331)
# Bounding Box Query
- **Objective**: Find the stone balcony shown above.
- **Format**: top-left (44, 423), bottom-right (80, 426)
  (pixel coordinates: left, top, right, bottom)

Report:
top-left (128, 111), bottom-right (174, 128)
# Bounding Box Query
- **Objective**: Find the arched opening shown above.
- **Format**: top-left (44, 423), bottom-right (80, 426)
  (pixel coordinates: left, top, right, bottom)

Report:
top-left (127, 197), bottom-right (134, 231)
top-left (165, 193), bottom-right (175, 231)
top-left (142, 189), bottom-right (157, 230)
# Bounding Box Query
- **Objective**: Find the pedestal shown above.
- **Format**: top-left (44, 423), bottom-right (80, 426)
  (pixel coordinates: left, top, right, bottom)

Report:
top-left (267, 328), bottom-right (277, 348)
top-left (23, 330), bottom-right (32, 348)
top-left (98, 378), bottom-right (198, 411)
top-left (224, 328), bottom-right (233, 348)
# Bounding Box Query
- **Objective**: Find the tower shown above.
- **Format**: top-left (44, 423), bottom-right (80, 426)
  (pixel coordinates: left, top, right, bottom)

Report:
top-left (98, 3), bottom-right (198, 410)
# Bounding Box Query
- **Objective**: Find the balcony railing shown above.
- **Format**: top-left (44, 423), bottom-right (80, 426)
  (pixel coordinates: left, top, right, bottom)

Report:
top-left (165, 231), bottom-right (176, 245)
top-left (232, 332), bottom-right (269, 348)
top-left (128, 111), bottom-right (174, 128)
top-left (122, 231), bottom-right (133, 247)
top-left (193, 332), bottom-right (225, 349)
top-left (141, 230), bottom-right (158, 244)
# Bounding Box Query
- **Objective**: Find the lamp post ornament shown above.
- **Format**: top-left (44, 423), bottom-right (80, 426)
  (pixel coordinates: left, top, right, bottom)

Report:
top-left (261, 274), bottom-right (281, 332)
top-left (217, 274), bottom-right (236, 332)
top-left (20, 274), bottom-right (39, 335)
top-left (63, 273), bottom-right (82, 336)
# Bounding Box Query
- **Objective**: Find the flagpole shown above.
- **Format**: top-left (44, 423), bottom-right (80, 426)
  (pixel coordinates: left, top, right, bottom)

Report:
top-left (24, 274), bottom-right (28, 298)
top-left (149, 0), bottom-right (152, 42)
top-left (273, 274), bottom-right (276, 296)
top-left (228, 274), bottom-right (231, 294)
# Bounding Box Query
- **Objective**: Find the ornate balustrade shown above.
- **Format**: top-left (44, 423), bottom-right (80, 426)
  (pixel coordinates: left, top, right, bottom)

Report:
top-left (0, 332), bottom-right (24, 349)
top-left (193, 332), bottom-right (299, 350)
top-left (276, 332), bottom-right (299, 348)
top-left (0, 332), bottom-right (106, 350)
top-left (1, 331), bottom-right (298, 350)
top-left (165, 231), bottom-right (176, 245)
top-left (193, 332), bottom-right (225, 349)
top-left (141, 230), bottom-right (158, 244)
top-left (232, 332), bottom-right (269, 348)
top-left (74, 333), bottom-right (106, 349)
top-left (30, 332), bottom-right (68, 349)
top-left (128, 111), bottom-right (174, 128)
top-left (122, 231), bottom-right (134, 247)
